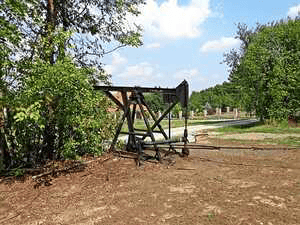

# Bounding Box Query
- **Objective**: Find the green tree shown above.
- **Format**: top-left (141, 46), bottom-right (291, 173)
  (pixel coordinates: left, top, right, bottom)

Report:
top-left (144, 93), bottom-right (166, 113)
top-left (171, 104), bottom-right (182, 118)
top-left (230, 19), bottom-right (300, 120)
top-left (0, 0), bottom-right (30, 171)
top-left (0, 0), bottom-right (144, 172)
top-left (11, 57), bottom-right (115, 165)
top-left (0, 27), bottom-right (117, 171)
top-left (2, 0), bottom-right (144, 68)
top-left (189, 82), bottom-right (238, 113)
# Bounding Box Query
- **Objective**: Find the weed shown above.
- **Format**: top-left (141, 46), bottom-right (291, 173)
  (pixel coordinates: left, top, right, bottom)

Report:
top-left (213, 176), bottom-right (223, 182)
top-left (207, 212), bottom-right (215, 220)
top-left (10, 168), bottom-right (24, 177)
top-left (116, 139), bottom-right (125, 150)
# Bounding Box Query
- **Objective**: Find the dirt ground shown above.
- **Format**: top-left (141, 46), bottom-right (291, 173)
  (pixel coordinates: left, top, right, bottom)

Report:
top-left (1, 139), bottom-right (300, 225)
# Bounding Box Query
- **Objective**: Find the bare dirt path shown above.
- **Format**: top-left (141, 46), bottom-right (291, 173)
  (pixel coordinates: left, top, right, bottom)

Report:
top-left (1, 145), bottom-right (299, 225)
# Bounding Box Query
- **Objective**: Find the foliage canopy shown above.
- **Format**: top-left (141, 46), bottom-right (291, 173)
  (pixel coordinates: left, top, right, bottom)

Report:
top-left (0, 0), bottom-right (144, 172)
top-left (231, 19), bottom-right (300, 120)
top-left (190, 18), bottom-right (300, 121)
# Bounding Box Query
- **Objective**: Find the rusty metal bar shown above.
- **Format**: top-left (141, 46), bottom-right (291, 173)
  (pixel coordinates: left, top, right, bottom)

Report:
top-left (104, 91), bottom-right (124, 109)
top-left (110, 111), bottom-right (126, 151)
top-left (140, 97), bottom-right (169, 140)
top-left (94, 85), bottom-right (177, 94)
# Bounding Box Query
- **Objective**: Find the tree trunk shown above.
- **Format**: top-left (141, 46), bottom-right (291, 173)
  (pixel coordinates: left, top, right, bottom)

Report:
top-left (47, 0), bottom-right (57, 64)
top-left (0, 107), bottom-right (11, 171)
top-left (0, 129), bottom-right (10, 171)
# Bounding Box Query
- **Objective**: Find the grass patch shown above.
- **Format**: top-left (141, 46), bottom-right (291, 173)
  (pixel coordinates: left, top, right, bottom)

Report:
top-left (212, 120), bottom-right (300, 147)
top-left (210, 136), bottom-right (300, 147)
top-left (278, 136), bottom-right (300, 146)
top-left (216, 120), bottom-right (300, 134)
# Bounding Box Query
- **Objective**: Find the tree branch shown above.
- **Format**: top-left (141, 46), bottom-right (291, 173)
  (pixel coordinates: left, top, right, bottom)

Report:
top-left (103, 44), bottom-right (126, 55)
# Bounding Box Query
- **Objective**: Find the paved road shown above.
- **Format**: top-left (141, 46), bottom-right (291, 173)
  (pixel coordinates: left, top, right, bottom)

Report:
top-left (118, 119), bottom-right (258, 143)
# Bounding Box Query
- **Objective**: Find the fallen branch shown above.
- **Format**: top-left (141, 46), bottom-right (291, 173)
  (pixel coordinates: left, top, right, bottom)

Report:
top-left (32, 162), bottom-right (83, 180)
top-left (32, 156), bottom-right (112, 180)
top-left (176, 167), bottom-right (196, 170)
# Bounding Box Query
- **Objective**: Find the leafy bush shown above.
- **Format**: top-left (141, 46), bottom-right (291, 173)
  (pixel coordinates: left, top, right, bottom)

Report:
top-left (4, 58), bottom-right (116, 169)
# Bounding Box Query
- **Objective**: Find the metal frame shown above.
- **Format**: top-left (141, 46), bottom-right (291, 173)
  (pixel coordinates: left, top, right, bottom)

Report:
top-left (94, 80), bottom-right (189, 164)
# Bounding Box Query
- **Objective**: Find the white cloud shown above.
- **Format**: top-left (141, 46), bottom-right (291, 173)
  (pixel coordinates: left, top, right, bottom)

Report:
top-left (174, 68), bottom-right (199, 81)
top-left (111, 52), bottom-right (127, 67)
top-left (120, 62), bottom-right (154, 79)
top-left (103, 64), bottom-right (113, 75)
top-left (134, 0), bottom-right (211, 39)
top-left (103, 53), bottom-right (162, 86)
top-left (288, 4), bottom-right (300, 18)
top-left (103, 52), bottom-right (128, 75)
top-left (200, 37), bottom-right (241, 53)
top-left (103, 54), bottom-right (206, 90)
top-left (145, 42), bottom-right (161, 49)
top-left (111, 62), bottom-right (164, 87)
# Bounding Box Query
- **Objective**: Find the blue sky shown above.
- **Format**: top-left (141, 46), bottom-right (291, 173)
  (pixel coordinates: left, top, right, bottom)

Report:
top-left (102, 0), bottom-right (300, 93)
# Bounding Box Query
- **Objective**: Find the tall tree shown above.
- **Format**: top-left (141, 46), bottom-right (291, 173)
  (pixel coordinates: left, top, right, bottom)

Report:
top-left (0, 0), bottom-right (145, 171)
top-left (223, 22), bottom-right (265, 81)
top-left (189, 81), bottom-right (238, 113)
top-left (20, 0), bottom-right (144, 68)
top-left (228, 18), bottom-right (300, 120)
top-left (0, 0), bottom-right (30, 171)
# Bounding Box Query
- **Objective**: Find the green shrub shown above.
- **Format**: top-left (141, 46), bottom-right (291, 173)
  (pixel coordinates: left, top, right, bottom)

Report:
top-left (4, 58), bottom-right (116, 169)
